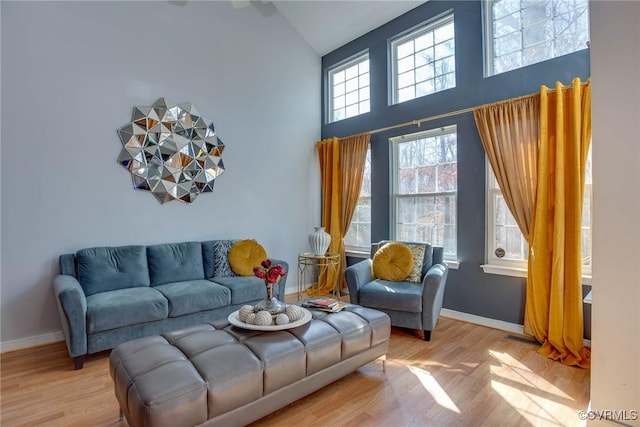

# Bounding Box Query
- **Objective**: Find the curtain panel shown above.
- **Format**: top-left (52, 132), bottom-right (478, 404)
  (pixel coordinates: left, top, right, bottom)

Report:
top-left (312, 133), bottom-right (370, 296)
top-left (527, 78), bottom-right (591, 368)
top-left (474, 78), bottom-right (591, 367)
top-left (473, 94), bottom-right (540, 240)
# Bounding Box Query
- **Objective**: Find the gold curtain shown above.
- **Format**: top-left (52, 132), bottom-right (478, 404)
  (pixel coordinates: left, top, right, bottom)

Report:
top-left (473, 94), bottom-right (540, 239)
top-left (310, 133), bottom-right (370, 296)
top-left (527, 78), bottom-right (591, 368)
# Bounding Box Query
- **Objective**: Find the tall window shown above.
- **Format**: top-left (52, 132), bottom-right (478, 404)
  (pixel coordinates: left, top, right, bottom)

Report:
top-left (486, 148), bottom-right (592, 274)
top-left (327, 52), bottom-right (370, 123)
top-left (391, 125), bottom-right (457, 258)
top-left (391, 14), bottom-right (455, 104)
top-left (344, 147), bottom-right (371, 252)
top-left (484, 0), bottom-right (590, 76)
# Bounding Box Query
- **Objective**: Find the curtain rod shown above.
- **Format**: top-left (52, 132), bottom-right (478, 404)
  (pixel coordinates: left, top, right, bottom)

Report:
top-left (367, 80), bottom-right (589, 136)
top-left (369, 106), bottom-right (474, 135)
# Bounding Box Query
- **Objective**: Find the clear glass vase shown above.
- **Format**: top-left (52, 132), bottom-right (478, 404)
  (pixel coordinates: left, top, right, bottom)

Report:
top-left (254, 283), bottom-right (287, 315)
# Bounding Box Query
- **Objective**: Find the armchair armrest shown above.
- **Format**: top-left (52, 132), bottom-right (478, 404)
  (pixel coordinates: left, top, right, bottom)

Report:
top-left (270, 258), bottom-right (289, 301)
top-left (421, 263), bottom-right (449, 332)
top-left (344, 259), bottom-right (374, 304)
top-left (53, 275), bottom-right (87, 362)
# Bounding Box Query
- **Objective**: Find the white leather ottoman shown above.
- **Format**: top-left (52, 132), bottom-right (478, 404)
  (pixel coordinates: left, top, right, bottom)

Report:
top-left (109, 304), bottom-right (390, 427)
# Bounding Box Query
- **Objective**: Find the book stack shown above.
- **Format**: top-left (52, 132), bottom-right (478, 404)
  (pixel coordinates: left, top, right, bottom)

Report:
top-left (302, 297), bottom-right (345, 313)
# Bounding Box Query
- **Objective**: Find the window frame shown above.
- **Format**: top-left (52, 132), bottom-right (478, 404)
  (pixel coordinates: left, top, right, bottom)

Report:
top-left (485, 163), bottom-right (528, 271)
top-left (482, 0), bottom-right (590, 77)
top-left (390, 124), bottom-right (458, 260)
top-left (389, 12), bottom-right (456, 105)
top-left (483, 150), bottom-right (593, 280)
top-left (326, 50), bottom-right (370, 124)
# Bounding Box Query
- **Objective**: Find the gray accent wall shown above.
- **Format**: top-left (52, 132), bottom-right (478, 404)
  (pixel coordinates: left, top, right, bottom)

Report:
top-left (324, 1), bottom-right (591, 334)
top-left (1, 1), bottom-right (321, 346)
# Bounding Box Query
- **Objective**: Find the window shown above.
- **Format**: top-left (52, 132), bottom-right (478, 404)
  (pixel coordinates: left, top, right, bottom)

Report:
top-left (484, 0), bottom-right (590, 76)
top-left (391, 125), bottom-right (457, 259)
top-left (327, 52), bottom-right (370, 123)
top-left (345, 147), bottom-right (371, 252)
top-left (391, 14), bottom-right (455, 105)
top-left (486, 148), bottom-right (592, 275)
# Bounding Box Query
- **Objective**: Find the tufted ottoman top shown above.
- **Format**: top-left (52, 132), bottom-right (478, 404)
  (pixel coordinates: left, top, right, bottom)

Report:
top-left (109, 304), bottom-right (390, 427)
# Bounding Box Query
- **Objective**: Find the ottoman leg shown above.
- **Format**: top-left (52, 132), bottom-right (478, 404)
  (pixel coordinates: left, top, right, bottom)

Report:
top-left (378, 354), bottom-right (387, 373)
top-left (119, 409), bottom-right (123, 421)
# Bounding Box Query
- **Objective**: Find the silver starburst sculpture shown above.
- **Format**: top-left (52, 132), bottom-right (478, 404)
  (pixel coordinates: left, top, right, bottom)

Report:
top-left (117, 98), bottom-right (225, 204)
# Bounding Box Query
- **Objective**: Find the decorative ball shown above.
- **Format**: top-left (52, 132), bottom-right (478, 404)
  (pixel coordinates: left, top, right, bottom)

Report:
top-left (239, 305), bottom-right (255, 322)
top-left (286, 305), bottom-right (303, 322)
top-left (245, 312), bottom-right (256, 325)
top-left (275, 313), bottom-right (290, 325)
top-left (254, 310), bottom-right (272, 326)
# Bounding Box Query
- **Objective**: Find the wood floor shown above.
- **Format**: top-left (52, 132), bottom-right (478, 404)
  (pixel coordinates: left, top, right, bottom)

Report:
top-left (0, 315), bottom-right (590, 427)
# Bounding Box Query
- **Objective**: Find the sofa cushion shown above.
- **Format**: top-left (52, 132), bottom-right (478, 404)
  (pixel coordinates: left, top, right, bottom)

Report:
top-left (77, 246), bottom-right (150, 296)
top-left (86, 287), bottom-right (168, 333)
top-left (154, 280), bottom-right (232, 317)
top-left (211, 240), bottom-right (238, 278)
top-left (372, 242), bottom-right (413, 281)
top-left (210, 276), bottom-right (276, 305)
top-left (147, 242), bottom-right (204, 286)
top-left (228, 240), bottom-right (267, 276)
top-left (358, 279), bottom-right (423, 313)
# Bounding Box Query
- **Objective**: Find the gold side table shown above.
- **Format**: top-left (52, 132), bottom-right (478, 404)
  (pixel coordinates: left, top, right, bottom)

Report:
top-left (297, 252), bottom-right (340, 299)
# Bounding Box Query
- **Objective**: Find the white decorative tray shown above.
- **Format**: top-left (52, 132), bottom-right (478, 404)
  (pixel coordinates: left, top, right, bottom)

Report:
top-left (227, 307), bottom-right (312, 331)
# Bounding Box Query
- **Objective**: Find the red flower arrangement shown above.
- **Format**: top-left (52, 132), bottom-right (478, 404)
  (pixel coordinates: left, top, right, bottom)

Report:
top-left (253, 259), bottom-right (286, 285)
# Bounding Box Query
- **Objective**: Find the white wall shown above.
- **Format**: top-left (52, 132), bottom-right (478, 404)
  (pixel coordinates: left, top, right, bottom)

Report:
top-left (590, 1), bottom-right (640, 424)
top-left (0, 1), bottom-right (321, 349)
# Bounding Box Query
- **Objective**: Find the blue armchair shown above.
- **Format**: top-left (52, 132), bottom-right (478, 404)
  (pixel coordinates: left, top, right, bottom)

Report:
top-left (344, 241), bottom-right (449, 341)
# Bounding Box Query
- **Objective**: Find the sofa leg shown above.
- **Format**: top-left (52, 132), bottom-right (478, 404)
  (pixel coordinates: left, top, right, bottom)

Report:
top-left (73, 355), bottom-right (85, 370)
top-left (119, 409), bottom-right (124, 421)
top-left (423, 330), bottom-right (431, 341)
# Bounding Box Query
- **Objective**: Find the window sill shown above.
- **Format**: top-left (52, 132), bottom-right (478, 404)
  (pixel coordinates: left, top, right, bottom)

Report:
top-left (481, 264), bottom-right (593, 285)
top-left (444, 260), bottom-right (460, 270)
top-left (345, 250), bottom-right (370, 259)
top-left (481, 264), bottom-right (527, 278)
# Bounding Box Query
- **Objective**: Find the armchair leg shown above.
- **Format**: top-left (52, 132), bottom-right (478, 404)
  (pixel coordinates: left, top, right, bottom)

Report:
top-left (423, 330), bottom-right (431, 341)
top-left (73, 355), bottom-right (85, 370)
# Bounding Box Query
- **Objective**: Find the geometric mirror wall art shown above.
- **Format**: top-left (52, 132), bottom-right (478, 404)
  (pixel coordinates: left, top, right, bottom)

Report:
top-left (117, 97), bottom-right (226, 204)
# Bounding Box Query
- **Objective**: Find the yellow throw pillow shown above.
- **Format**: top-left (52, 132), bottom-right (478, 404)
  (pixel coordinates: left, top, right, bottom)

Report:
top-left (372, 242), bottom-right (414, 281)
top-left (405, 244), bottom-right (426, 283)
top-left (229, 239), bottom-right (267, 276)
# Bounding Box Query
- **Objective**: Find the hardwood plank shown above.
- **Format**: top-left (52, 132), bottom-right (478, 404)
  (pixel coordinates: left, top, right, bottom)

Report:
top-left (0, 309), bottom-right (589, 427)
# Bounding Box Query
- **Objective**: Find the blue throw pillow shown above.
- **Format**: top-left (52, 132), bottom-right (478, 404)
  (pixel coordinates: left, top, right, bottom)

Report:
top-left (212, 240), bottom-right (238, 277)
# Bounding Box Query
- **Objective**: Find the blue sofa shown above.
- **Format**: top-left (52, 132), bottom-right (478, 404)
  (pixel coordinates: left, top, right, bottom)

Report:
top-left (53, 240), bottom-right (288, 369)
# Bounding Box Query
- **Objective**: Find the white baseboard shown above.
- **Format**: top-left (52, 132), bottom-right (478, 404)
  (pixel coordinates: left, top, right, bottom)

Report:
top-left (0, 331), bottom-right (64, 354)
top-left (441, 309), bottom-right (592, 347)
top-left (440, 308), bottom-right (525, 335)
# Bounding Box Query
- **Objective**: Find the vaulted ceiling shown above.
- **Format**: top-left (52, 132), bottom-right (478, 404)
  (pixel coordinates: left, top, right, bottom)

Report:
top-left (272, 1), bottom-right (425, 56)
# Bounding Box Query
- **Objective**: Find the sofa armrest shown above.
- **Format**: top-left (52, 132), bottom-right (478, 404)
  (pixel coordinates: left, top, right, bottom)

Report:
top-left (271, 258), bottom-right (289, 301)
top-left (53, 275), bottom-right (88, 360)
top-left (421, 263), bottom-right (449, 331)
top-left (344, 259), bottom-right (373, 304)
